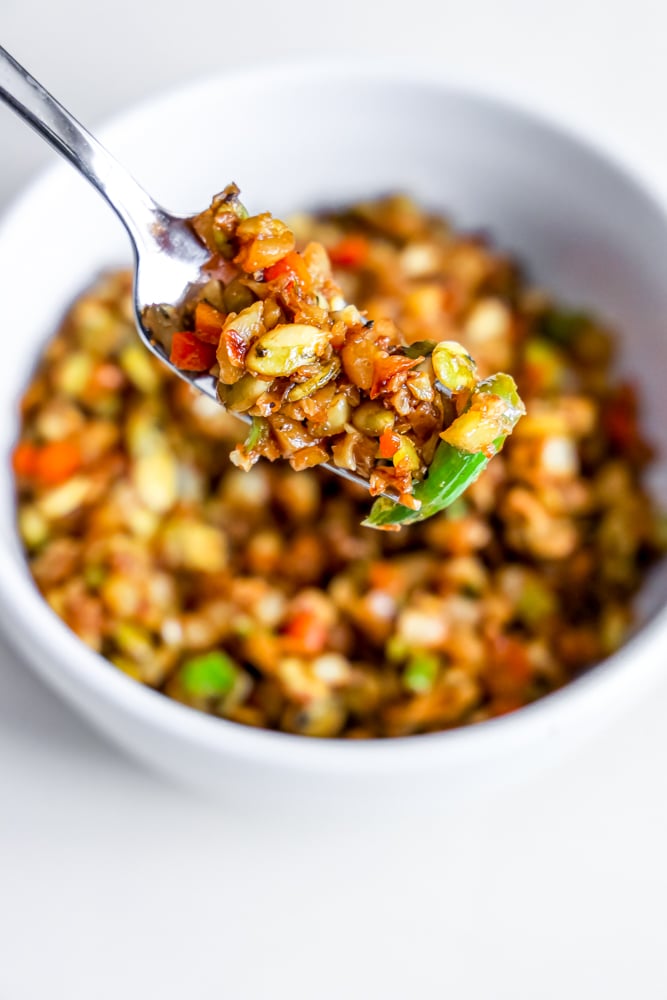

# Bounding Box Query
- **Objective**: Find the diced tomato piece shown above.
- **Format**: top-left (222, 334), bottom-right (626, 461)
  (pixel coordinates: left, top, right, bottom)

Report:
top-left (194, 301), bottom-right (226, 344)
top-left (34, 440), bottom-right (82, 486)
top-left (282, 611), bottom-right (328, 655)
top-left (605, 409), bottom-right (633, 452)
top-left (264, 251), bottom-right (311, 287)
top-left (12, 441), bottom-right (38, 478)
top-left (328, 235), bottom-right (369, 269)
top-left (378, 427), bottom-right (401, 459)
top-left (170, 331), bottom-right (217, 371)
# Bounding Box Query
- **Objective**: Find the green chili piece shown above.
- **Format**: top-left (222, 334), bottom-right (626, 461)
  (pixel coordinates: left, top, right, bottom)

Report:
top-left (363, 373), bottom-right (523, 529)
top-left (181, 651), bottom-right (238, 698)
top-left (363, 439), bottom-right (497, 528)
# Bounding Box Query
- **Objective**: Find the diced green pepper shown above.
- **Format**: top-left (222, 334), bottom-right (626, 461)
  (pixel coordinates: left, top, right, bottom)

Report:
top-left (245, 416), bottom-right (269, 450)
top-left (181, 650), bottom-right (238, 698)
top-left (403, 651), bottom-right (440, 692)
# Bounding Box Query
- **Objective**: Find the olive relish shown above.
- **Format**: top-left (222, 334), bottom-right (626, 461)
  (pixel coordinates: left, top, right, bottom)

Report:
top-left (13, 195), bottom-right (664, 737)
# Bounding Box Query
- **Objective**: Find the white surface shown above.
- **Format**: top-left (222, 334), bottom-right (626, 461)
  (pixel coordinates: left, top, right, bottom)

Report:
top-left (2, 1), bottom-right (667, 997)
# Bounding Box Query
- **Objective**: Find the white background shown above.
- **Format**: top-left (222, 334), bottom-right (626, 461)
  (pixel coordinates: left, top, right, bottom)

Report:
top-left (2, 2), bottom-right (667, 997)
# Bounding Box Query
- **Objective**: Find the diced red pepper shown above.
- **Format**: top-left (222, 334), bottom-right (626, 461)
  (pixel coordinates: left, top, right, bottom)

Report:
top-left (282, 611), bottom-right (328, 655)
top-left (170, 331), bottom-right (217, 371)
top-left (602, 383), bottom-right (652, 461)
top-left (13, 439), bottom-right (83, 485)
top-left (489, 695), bottom-right (525, 718)
top-left (12, 441), bottom-right (38, 478)
top-left (368, 560), bottom-right (405, 596)
top-left (34, 440), bottom-right (82, 486)
top-left (485, 634), bottom-right (533, 697)
top-left (378, 427), bottom-right (401, 459)
top-left (328, 235), bottom-right (369, 269)
top-left (264, 251), bottom-right (311, 288)
top-left (604, 408), bottom-right (634, 451)
top-left (194, 301), bottom-right (226, 344)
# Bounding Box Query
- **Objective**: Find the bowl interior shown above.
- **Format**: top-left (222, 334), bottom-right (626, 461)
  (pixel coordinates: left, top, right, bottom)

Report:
top-left (1, 65), bottom-right (667, 694)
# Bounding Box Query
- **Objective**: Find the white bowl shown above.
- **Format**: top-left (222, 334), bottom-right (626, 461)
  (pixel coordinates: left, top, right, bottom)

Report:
top-left (2, 62), bottom-right (667, 806)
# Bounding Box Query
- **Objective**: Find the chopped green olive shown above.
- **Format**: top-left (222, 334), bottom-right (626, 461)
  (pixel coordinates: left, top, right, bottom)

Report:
top-left (223, 279), bottom-right (256, 314)
top-left (286, 358), bottom-right (341, 402)
top-left (245, 324), bottom-right (329, 377)
top-left (352, 400), bottom-right (395, 436)
top-left (219, 374), bottom-right (273, 412)
top-left (431, 341), bottom-right (477, 394)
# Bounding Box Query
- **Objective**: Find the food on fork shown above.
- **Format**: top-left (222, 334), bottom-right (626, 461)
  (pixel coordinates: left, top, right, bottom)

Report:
top-left (144, 185), bottom-right (525, 528)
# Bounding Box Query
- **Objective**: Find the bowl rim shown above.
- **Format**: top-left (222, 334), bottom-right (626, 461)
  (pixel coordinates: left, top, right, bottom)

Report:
top-left (2, 57), bottom-right (667, 774)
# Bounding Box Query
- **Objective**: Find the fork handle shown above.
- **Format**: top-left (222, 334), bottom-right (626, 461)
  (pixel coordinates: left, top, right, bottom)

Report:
top-left (0, 45), bottom-right (160, 250)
